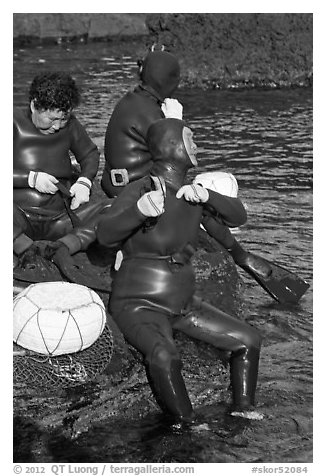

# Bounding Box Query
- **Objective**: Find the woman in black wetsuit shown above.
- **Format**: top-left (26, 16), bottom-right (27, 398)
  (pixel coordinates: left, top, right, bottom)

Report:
top-left (13, 72), bottom-right (112, 286)
top-left (101, 49), bottom-right (182, 198)
top-left (100, 48), bottom-right (274, 298)
top-left (96, 118), bottom-right (263, 422)
top-left (13, 72), bottom-right (106, 257)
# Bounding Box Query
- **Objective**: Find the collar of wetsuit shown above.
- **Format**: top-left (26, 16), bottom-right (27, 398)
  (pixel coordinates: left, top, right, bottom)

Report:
top-left (147, 118), bottom-right (193, 188)
top-left (140, 51), bottom-right (180, 99)
top-left (138, 84), bottom-right (164, 104)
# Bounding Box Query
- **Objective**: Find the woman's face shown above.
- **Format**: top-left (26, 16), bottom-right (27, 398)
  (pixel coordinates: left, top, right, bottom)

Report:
top-left (30, 101), bottom-right (71, 135)
top-left (182, 126), bottom-right (198, 166)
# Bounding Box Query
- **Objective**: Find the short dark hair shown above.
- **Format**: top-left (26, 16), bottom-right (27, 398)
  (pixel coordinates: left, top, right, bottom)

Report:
top-left (29, 72), bottom-right (81, 112)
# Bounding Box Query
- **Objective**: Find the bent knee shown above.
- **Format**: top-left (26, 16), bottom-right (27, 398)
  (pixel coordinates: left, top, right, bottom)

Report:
top-left (241, 325), bottom-right (262, 352)
top-left (148, 343), bottom-right (180, 370)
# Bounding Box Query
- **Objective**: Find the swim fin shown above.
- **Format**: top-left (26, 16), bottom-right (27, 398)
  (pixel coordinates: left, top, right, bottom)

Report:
top-left (51, 244), bottom-right (111, 294)
top-left (13, 244), bottom-right (111, 294)
top-left (13, 246), bottom-right (63, 283)
top-left (235, 251), bottom-right (310, 304)
top-left (201, 215), bottom-right (310, 304)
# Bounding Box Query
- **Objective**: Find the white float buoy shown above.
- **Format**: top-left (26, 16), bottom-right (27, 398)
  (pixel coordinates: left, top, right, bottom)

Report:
top-left (194, 171), bottom-right (239, 198)
top-left (13, 282), bottom-right (106, 356)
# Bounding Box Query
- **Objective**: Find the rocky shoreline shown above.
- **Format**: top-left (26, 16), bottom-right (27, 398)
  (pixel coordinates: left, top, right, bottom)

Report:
top-left (147, 13), bottom-right (313, 89)
top-left (13, 13), bottom-right (312, 90)
top-left (13, 13), bottom-right (148, 45)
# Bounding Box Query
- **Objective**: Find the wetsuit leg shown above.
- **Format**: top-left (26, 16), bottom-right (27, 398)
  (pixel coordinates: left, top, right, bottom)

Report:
top-left (13, 204), bottom-right (34, 254)
top-left (172, 295), bottom-right (262, 411)
top-left (47, 199), bottom-right (112, 253)
top-left (112, 304), bottom-right (194, 420)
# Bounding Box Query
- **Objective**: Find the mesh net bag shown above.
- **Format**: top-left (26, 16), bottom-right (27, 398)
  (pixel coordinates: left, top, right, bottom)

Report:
top-left (13, 322), bottom-right (114, 389)
top-left (13, 282), bottom-right (114, 389)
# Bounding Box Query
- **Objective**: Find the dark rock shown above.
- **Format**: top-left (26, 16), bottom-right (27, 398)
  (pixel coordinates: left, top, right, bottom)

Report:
top-left (13, 13), bottom-right (312, 89)
top-left (146, 13), bottom-right (313, 89)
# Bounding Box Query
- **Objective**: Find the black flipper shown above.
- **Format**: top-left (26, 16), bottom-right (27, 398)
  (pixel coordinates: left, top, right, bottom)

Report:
top-left (13, 248), bottom-right (63, 284)
top-left (238, 252), bottom-right (310, 304)
top-left (13, 243), bottom-right (111, 294)
top-left (201, 216), bottom-right (310, 305)
top-left (52, 245), bottom-right (111, 294)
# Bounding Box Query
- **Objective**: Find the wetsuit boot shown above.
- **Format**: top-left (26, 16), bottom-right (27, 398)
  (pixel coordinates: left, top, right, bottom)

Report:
top-left (230, 346), bottom-right (260, 411)
top-left (147, 359), bottom-right (194, 421)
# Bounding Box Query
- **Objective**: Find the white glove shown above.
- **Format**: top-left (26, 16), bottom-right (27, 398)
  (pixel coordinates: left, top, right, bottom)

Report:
top-left (28, 171), bottom-right (58, 194)
top-left (137, 176), bottom-right (166, 217)
top-left (161, 98), bottom-right (183, 120)
top-left (176, 183), bottom-right (209, 203)
top-left (69, 177), bottom-right (92, 210)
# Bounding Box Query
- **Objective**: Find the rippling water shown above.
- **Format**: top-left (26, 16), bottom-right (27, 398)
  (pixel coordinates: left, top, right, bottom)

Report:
top-left (13, 43), bottom-right (313, 464)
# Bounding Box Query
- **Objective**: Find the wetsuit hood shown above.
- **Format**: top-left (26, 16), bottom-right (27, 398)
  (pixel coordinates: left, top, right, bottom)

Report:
top-left (147, 118), bottom-right (193, 188)
top-left (140, 51), bottom-right (180, 100)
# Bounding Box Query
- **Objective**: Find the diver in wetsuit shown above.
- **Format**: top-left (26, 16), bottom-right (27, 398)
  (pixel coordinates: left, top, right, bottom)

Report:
top-left (101, 49), bottom-right (183, 198)
top-left (101, 48), bottom-right (274, 294)
top-left (96, 118), bottom-right (263, 422)
top-left (13, 72), bottom-right (111, 278)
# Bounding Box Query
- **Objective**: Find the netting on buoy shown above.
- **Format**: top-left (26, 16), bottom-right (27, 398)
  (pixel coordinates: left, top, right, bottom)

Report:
top-left (13, 282), bottom-right (114, 389)
top-left (13, 322), bottom-right (114, 389)
top-left (14, 282), bottom-right (107, 356)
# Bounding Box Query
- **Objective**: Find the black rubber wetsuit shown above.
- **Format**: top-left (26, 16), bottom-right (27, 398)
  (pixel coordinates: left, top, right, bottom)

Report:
top-left (101, 50), bottom-right (237, 252)
top-left (97, 118), bottom-right (262, 420)
top-left (101, 51), bottom-right (180, 198)
top-left (13, 107), bottom-right (104, 254)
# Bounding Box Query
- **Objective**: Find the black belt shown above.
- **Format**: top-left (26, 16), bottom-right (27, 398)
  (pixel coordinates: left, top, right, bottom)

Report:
top-left (123, 243), bottom-right (195, 265)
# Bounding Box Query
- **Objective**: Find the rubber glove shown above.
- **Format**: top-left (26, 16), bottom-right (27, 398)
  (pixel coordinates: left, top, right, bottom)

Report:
top-left (70, 177), bottom-right (92, 210)
top-left (137, 176), bottom-right (166, 217)
top-left (161, 98), bottom-right (183, 120)
top-left (28, 171), bottom-right (58, 194)
top-left (176, 183), bottom-right (209, 203)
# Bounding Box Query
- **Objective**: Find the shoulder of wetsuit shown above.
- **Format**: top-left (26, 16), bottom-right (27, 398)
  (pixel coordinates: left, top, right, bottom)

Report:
top-left (13, 107), bottom-right (25, 122)
top-left (13, 107), bottom-right (33, 130)
top-left (109, 89), bottom-right (163, 127)
top-left (65, 113), bottom-right (79, 129)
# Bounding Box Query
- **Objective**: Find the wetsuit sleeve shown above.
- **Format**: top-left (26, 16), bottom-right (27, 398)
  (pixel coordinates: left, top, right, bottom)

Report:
top-left (13, 169), bottom-right (29, 188)
top-left (69, 117), bottom-right (100, 181)
top-left (204, 190), bottom-right (247, 227)
top-left (13, 121), bottom-right (29, 188)
top-left (96, 182), bottom-right (147, 248)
